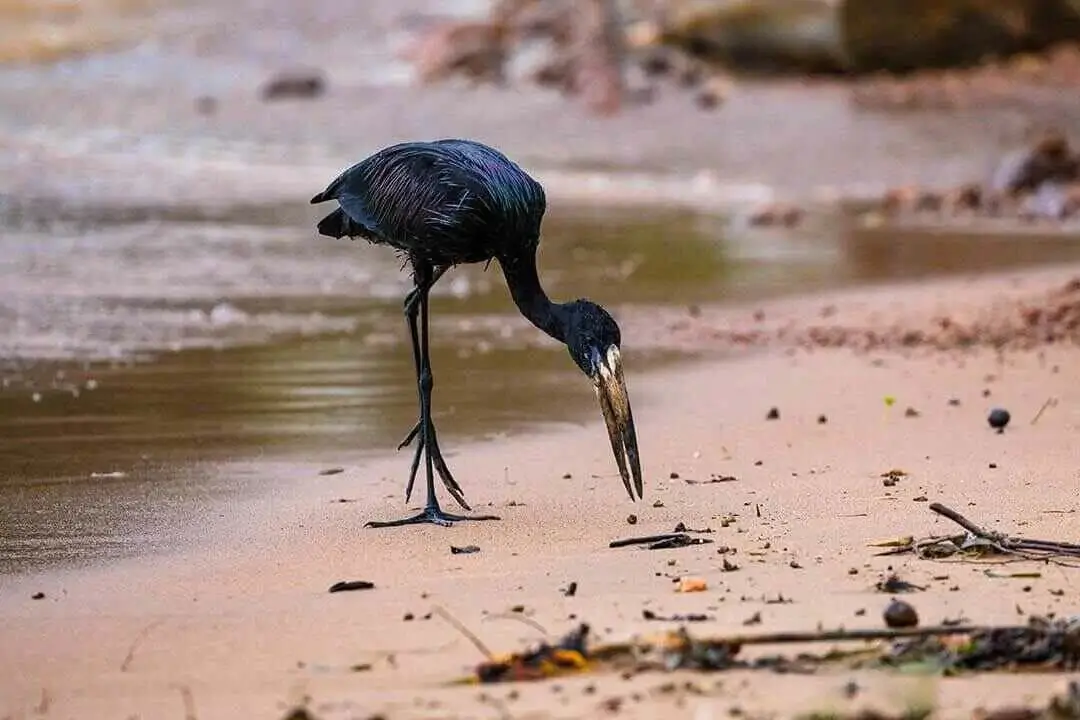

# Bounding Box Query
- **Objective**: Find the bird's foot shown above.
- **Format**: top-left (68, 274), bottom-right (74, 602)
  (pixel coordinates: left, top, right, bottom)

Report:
top-left (364, 505), bottom-right (501, 529)
top-left (397, 420), bottom-right (421, 451)
top-left (399, 421), bottom-right (470, 510)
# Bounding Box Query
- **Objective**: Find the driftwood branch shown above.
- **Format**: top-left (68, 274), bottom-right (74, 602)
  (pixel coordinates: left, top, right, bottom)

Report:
top-left (620, 624), bottom-right (1011, 651)
top-left (928, 502), bottom-right (1002, 539)
top-left (875, 502), bottom-right (1080, 565)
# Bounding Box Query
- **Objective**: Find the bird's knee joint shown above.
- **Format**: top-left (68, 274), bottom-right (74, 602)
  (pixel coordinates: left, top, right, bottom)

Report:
top-left (419, 367), bottom-right (434, 393)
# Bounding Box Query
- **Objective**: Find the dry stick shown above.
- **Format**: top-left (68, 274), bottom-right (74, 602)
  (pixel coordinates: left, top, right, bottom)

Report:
top-left (611, 624), bottom-right (1028, 652)
top-left (119, 618), bottom-right (166, 672)
top-left (433, 605), bottom-right (494, 659)
top-left (610, 533), bottom-right (688, 548)
top-left (922, 505), bottom-right (1080, 569)
top-left (928, 503), bottom-right (999, 539)
top-left (1031, 397), bottom-right (1057, 425)
top-left (483, 612), bottom-right (551, 639)
top-left (929, 502), bottom-right (1080, 555)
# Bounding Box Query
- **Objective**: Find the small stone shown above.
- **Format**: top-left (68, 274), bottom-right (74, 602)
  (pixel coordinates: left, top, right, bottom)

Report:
top-left (883, 599), bottom-right (919, 628)
top-left (988, 408), bottom-right (1011, 432)
top-left (31, 592), bottom-right (45, 600)
top-left (817, 414), bottom-right (828, 424)
top-left (766, 407), bottom-right (780, 420)
top-left (627, 514), bottom-right (638, 525)
top-left (904, 407), bottom-right (920, 418)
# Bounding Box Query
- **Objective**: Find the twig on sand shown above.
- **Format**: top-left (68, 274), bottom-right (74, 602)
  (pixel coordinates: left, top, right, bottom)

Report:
top-left (609, 532), bottom-right (713, 549)
top-left (483, 611), bottom-right (551, 639)
top-left (646, 623), bottom-right (997, 648)
top-left (458, 614), bottom-right (1080, 684)
top-left (872, 502), bottom-right (1080, 566)
top-left (928, 502), bottom-right (1001, 539)
top-left (120, 618), bottom-right (166, 672)
top-left (433, 605), bottom-right (494, 659)
top-left (1031, 396), bottom-right (1058, 425)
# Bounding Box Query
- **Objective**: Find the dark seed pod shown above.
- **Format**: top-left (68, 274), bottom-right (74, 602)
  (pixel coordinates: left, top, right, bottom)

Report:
top-left (883, 599), bottom-right (919, 628)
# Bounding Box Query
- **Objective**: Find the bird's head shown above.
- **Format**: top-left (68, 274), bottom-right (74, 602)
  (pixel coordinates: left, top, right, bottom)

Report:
top-left (564, 300), bottom-right (643, 502)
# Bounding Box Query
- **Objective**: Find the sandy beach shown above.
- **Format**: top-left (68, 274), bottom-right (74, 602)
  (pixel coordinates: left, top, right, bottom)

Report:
top-left (4, 1), bottom-right (1080, 717)
top-left (2, 265), bottom-right (1079, 719)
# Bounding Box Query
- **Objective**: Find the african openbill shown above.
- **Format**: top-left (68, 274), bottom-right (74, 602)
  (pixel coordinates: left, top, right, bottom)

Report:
top-left (311, 138), bottom-right (643, 527)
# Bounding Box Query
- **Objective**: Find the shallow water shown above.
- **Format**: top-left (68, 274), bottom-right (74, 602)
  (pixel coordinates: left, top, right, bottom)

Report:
top-left (4, 1), bottom-right (1080, 574)
top-left (4, 197), bottom-right (1080, 574)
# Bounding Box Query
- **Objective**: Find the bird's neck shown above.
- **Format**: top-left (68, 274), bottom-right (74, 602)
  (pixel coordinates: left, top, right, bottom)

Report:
top-left (499, 251), bottom-right (568, 344)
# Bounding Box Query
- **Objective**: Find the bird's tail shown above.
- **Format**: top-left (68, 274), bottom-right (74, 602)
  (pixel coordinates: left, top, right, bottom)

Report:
top-left (315, 208), bottom-right (348, 238)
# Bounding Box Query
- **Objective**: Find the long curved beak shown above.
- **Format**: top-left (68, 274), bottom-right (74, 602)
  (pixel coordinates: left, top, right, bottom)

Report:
top-left (593, 346), bottom-right (644, 501)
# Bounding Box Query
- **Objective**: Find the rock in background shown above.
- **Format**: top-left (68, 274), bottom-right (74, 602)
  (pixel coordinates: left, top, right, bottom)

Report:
top-left (402, 0), bottom-right (1080, 115)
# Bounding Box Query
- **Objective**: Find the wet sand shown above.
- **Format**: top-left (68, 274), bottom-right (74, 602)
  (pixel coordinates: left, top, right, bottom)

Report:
top-left (2, 265), bottom-right (1079, 719)
top-left (6, 199), bottom-right (1080, 577)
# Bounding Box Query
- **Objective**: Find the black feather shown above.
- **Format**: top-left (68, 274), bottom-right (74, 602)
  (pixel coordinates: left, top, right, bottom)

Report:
top-left (310, 139), bottom-right (546, 267)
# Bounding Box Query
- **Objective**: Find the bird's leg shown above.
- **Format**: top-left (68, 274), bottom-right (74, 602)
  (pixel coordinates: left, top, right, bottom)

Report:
top-left (397, 265), bottom-right (447, 452)
top-left (366, 269), bottom-right (500, 529)
top-left (396, 266), bottom-right (466, 505)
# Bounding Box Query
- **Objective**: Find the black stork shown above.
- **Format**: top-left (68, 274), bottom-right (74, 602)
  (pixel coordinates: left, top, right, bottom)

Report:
top-left (310, 138), bottom-right (643, 527)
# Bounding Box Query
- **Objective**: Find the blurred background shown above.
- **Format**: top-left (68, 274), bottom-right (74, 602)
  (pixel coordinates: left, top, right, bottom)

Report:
top-left (2, 0), bottom-right (1080, 573)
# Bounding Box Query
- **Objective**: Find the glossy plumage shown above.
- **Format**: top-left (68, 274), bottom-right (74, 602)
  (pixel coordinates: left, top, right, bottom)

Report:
top-left (311, 140), bottom-right (546, 267)
top-left (311, 138), bottom-right (643, 528)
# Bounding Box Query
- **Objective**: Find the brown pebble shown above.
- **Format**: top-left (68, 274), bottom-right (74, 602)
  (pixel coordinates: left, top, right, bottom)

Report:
top-left (627, 514), bottom-right (638, 525)
top-left (884, 599), bottom-right (919, 628)
top-left (766, 407), bottom-right (780, 420)
top-left (260, 68), bottom-right (326, 101)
